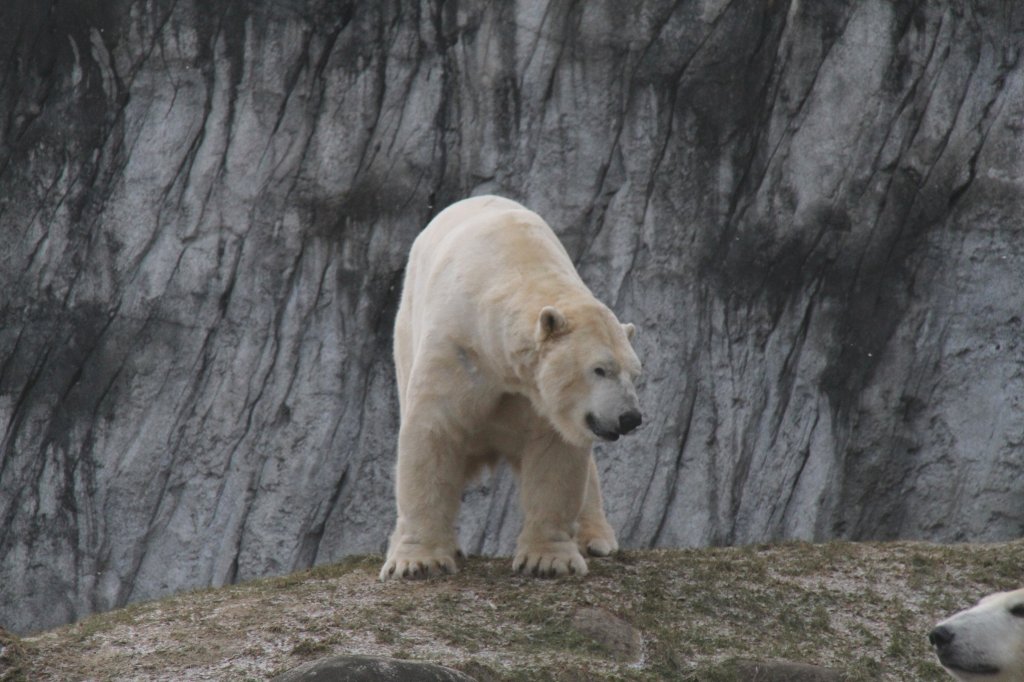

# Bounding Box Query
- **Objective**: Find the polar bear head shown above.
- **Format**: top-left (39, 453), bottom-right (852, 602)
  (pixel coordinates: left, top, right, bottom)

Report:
top-left (533, 303), bottom-right (642, 447)
top-left (930, 588), bottom-right (1024, 681)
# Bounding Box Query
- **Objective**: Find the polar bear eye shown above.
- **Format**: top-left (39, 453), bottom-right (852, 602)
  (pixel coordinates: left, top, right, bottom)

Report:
top-left (593, 367), bottom-right (607, 378)
top-left (1010, 604), bottom-right (1024, 618)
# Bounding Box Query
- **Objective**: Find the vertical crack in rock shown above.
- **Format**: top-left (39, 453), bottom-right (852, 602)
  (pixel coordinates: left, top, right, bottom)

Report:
top-left (948, 49), bottom-right (1018, 208)
top-left (301, 465), bottom-right (348, 570)
top-left (650, 375), bottom-right (698, 545)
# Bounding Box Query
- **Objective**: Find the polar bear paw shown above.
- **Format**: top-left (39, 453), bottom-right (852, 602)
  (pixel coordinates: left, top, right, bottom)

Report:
top-left (379, 546), bottom-right (460, 581)
top-left (513, 541), bottom-right (588, 577)
top-left (578, 523), bottom-right (619, 557)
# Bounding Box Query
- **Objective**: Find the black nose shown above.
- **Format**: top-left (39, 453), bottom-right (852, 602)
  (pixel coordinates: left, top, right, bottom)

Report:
top-left (618, 410), bottom-right (642, 434)
top-left (929, 625), bottom-right (954, 649)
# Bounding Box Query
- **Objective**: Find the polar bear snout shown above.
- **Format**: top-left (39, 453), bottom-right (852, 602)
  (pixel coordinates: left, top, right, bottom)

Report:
top-left (928, 624), bottom-right (1002, 677)
top-left (930, 588), bottom-right (1024, 681)
top-left (928, 624), bottom-right (954, 650)
top-left (585, 409), bottom-right (642, 441)
top-left (618, 409), bottom-right (642, 434)
top-left (582, 361), bottom-right (642, 443)
top-left (928, 625), bottom-right (969, 673)
top-left (929, 621), bottom-right (1001, 677)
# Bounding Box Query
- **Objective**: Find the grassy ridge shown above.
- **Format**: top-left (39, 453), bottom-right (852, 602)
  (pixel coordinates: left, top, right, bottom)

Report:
top-left (11, 540), bottom-right (1024, 681)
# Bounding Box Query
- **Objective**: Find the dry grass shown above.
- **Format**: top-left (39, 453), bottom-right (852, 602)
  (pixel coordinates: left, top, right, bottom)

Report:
top-left (10, 541), bottom-right (1024, 681)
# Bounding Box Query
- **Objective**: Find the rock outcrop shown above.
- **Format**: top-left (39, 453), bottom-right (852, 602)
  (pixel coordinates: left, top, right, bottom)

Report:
top-left (2, 0), bottom-right (1022, 632)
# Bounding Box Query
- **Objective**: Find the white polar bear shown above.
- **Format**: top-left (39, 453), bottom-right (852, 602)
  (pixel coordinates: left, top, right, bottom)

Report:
top-left (380, 195), bottom-right (643, 580)
top-left (930, 588), bottom-right (1024, 681)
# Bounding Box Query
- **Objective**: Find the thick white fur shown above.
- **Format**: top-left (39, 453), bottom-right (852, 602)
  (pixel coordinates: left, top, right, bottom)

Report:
top-left (931, 588), bottom-right (1024, 681)
top-left (380, 195), bottom-right (642, 580)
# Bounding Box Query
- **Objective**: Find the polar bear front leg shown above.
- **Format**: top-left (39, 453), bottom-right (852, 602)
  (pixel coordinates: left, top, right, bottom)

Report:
top-left (576, 453), bottom-right (619, 557)
top-left (380, 419), bottom-right (463, 580)
top-left (513, 437), bottom-right (590, 577)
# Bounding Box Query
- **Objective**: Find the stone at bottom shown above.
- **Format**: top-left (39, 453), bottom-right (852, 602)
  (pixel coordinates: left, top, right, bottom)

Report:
top-left (729, 659), bottom-right (846, 681)
top-left (270, 655), bottom-right (477, 682)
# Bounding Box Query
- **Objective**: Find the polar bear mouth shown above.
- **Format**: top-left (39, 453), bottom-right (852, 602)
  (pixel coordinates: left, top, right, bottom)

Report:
top-left (585, 413), bottom-right (620, 442)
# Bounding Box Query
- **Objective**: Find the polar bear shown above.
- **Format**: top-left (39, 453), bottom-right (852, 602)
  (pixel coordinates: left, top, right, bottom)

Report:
top-left (380, 195), bottom-right (643, 581)
top-left (930, 588), bottom-right (1024, 681)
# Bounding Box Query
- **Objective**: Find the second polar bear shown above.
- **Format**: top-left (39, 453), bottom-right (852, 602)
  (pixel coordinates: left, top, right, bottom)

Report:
top-left (380, 195), bottom-right (643, 580)
top-left (930, 588), bottom-right (1024, 681)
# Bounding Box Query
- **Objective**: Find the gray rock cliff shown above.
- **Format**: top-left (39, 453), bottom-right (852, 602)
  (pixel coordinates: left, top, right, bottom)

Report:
top-left (2, 0), bottom-right (1022, 633)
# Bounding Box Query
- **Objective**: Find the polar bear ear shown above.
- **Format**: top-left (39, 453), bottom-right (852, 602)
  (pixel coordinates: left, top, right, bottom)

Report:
top-left (536, 306), bottom-right (568, 342)
top-left (622, 323), bottom-right (636, 341)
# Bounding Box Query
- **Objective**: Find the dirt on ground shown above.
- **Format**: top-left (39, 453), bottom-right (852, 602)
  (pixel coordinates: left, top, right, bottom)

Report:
top-left (8, 540), bottom-right (1024, 681)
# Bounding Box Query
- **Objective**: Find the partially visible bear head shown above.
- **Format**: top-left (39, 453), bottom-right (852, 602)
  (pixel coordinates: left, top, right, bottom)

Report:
top-left (930, 588), bottom-right (1024, 681)
top-left (533, 304), bottom-right (642, 447)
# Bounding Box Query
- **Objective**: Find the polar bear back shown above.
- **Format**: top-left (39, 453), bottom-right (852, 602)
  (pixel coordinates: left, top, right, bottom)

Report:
top-left (409, 195), bottom-right (580, 291)
top-left (402, 195), bottom-right (590, 355)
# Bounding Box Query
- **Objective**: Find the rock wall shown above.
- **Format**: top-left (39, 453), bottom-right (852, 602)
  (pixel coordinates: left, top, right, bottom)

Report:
top-left (2, 0), bottom-right (1022, 633)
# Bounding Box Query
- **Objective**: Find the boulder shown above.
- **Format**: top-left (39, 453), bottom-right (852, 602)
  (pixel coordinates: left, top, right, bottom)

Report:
top-left (270, 655), bottom-right (476, 682)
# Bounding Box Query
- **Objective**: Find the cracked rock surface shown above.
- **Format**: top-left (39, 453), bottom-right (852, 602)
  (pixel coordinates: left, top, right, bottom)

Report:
top-left (2, 0), bottom-right (1023, 633)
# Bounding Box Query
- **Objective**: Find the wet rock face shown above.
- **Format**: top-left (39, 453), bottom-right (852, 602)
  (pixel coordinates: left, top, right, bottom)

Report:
top-left (1, 0), bottom-right (1022, 632)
